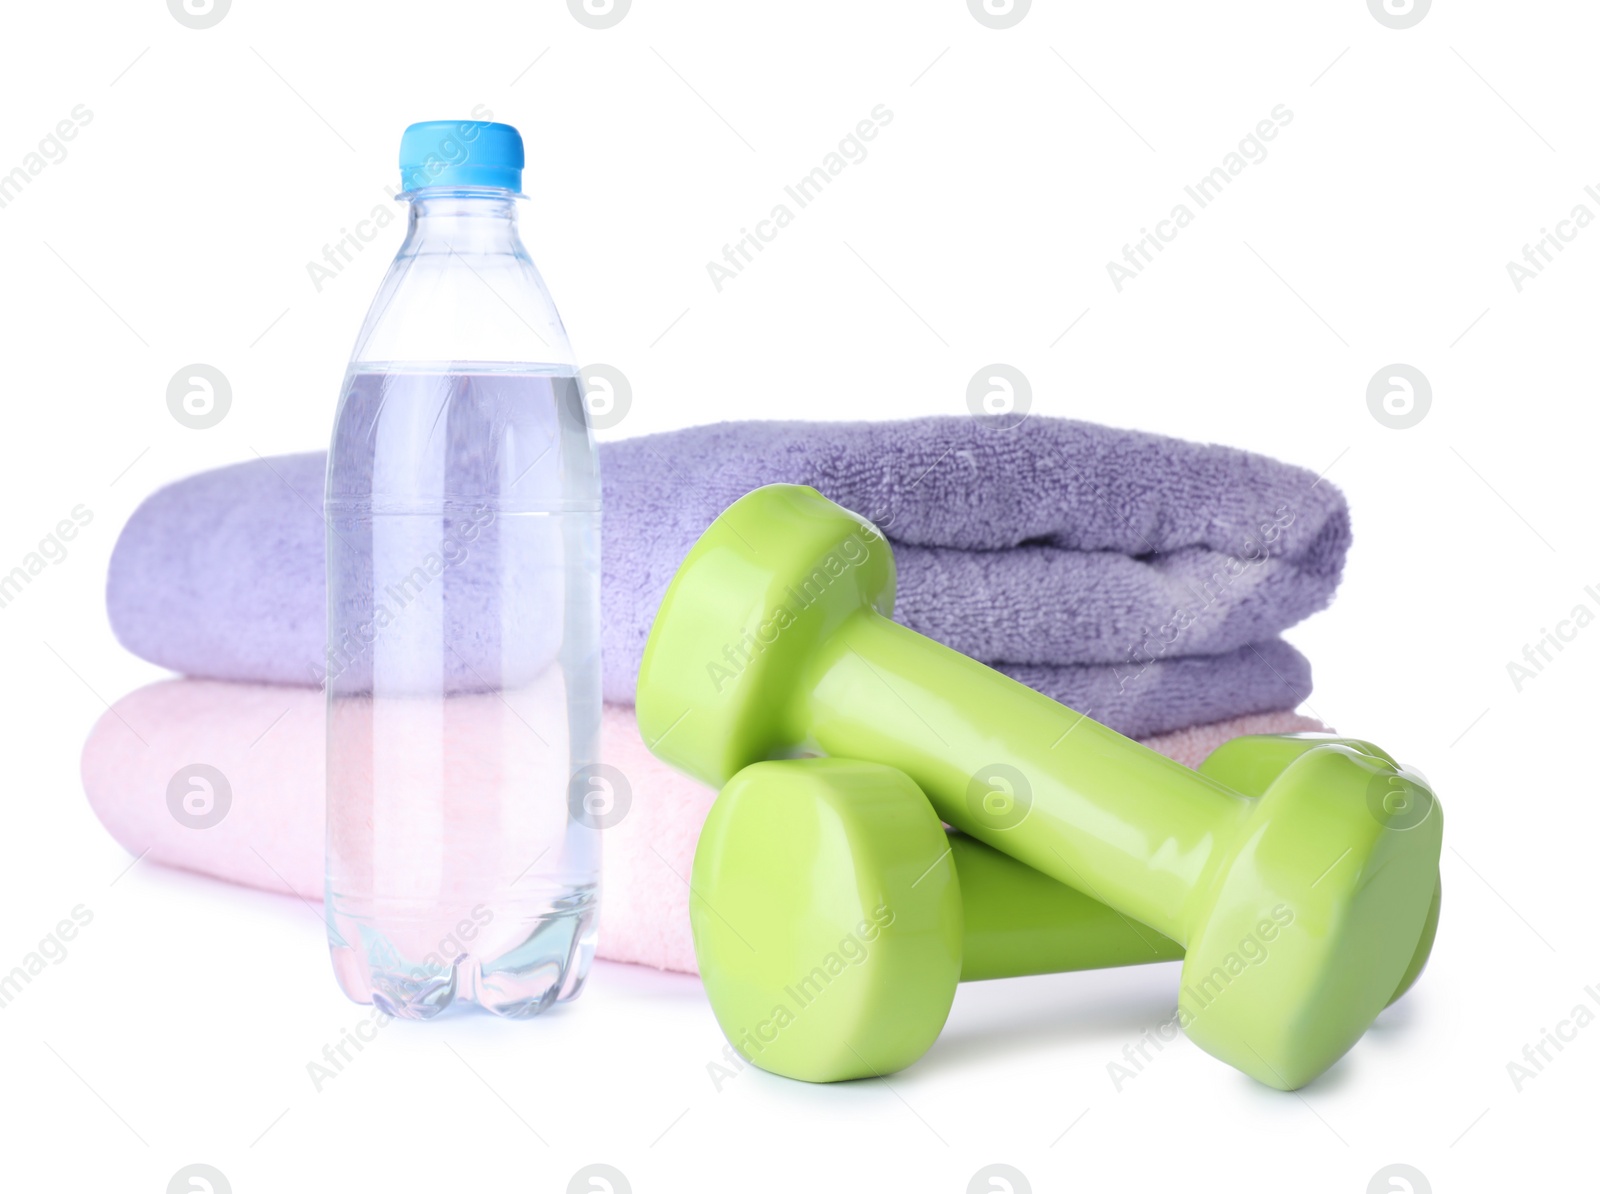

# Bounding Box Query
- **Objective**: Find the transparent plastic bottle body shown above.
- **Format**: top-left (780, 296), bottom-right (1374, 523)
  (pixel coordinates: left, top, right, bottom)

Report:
top-left (324, 190), bottom-right (601, 1019)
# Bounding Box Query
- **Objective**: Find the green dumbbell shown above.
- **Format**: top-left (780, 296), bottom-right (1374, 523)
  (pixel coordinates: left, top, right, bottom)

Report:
top-left (694, 757), bottom-right (1437, 1083)
top-left (638, 485), bottom-right (1443, 1090)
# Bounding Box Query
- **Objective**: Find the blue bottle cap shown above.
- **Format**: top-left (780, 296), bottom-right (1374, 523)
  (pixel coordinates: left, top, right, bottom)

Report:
top-left (398, 120), bottom-right (524, 194)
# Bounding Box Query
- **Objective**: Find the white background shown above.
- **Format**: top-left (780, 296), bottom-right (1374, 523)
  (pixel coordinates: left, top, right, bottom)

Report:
top-left (0, 1), bottom-right (1593, 1191)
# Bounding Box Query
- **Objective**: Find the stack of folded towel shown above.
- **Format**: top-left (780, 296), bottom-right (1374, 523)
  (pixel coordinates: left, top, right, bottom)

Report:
top-left (84, 417), bottom-right (1349, 974)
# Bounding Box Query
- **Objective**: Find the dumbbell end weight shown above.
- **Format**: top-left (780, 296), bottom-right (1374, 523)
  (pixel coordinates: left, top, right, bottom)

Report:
top-left (690, 757), bottom-right (961, 1083)
top-left (1198, 732), bottom-right (1441, 1007)
top-left (638, 484), bottom-right (896, 787)
top-left (1176, 743), bottom-right (1441, 1089)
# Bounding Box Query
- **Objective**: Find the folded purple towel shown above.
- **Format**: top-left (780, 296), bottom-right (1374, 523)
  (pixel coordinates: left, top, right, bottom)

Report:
top-left (107, 418), bottom-right (1344, 738)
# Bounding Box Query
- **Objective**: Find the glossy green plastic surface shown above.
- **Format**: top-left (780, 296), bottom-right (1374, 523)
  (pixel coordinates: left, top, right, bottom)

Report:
top-left (1197, 732), bottom-right (1441, 1004)
top-left (693, 755), bottom-right (1435, 1084)
top-left (690, 758), bottom-right (1183, 1082)
top-left (951, 830), bottom-right (1183, 981)
top-left (641, 485), bottom-right (1445, 1090)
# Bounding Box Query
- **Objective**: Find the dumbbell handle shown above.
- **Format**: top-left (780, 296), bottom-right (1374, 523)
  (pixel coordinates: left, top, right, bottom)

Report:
top-left (950, 833), bottom-right (1182, 981)
top-left (803, 610), bottom-right (1255, 943)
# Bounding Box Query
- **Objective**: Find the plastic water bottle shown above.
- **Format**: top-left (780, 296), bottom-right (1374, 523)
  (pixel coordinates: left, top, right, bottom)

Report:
top-left (324, 120), bottom-right (601, 1018)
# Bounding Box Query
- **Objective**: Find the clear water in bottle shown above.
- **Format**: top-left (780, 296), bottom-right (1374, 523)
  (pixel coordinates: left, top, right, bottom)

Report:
top-left (324, 120), bottom-right (601, 1018)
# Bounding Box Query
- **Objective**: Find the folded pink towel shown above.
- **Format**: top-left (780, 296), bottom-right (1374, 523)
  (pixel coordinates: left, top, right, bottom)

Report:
top-left (81, 680), bottom-right (1325, 974)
